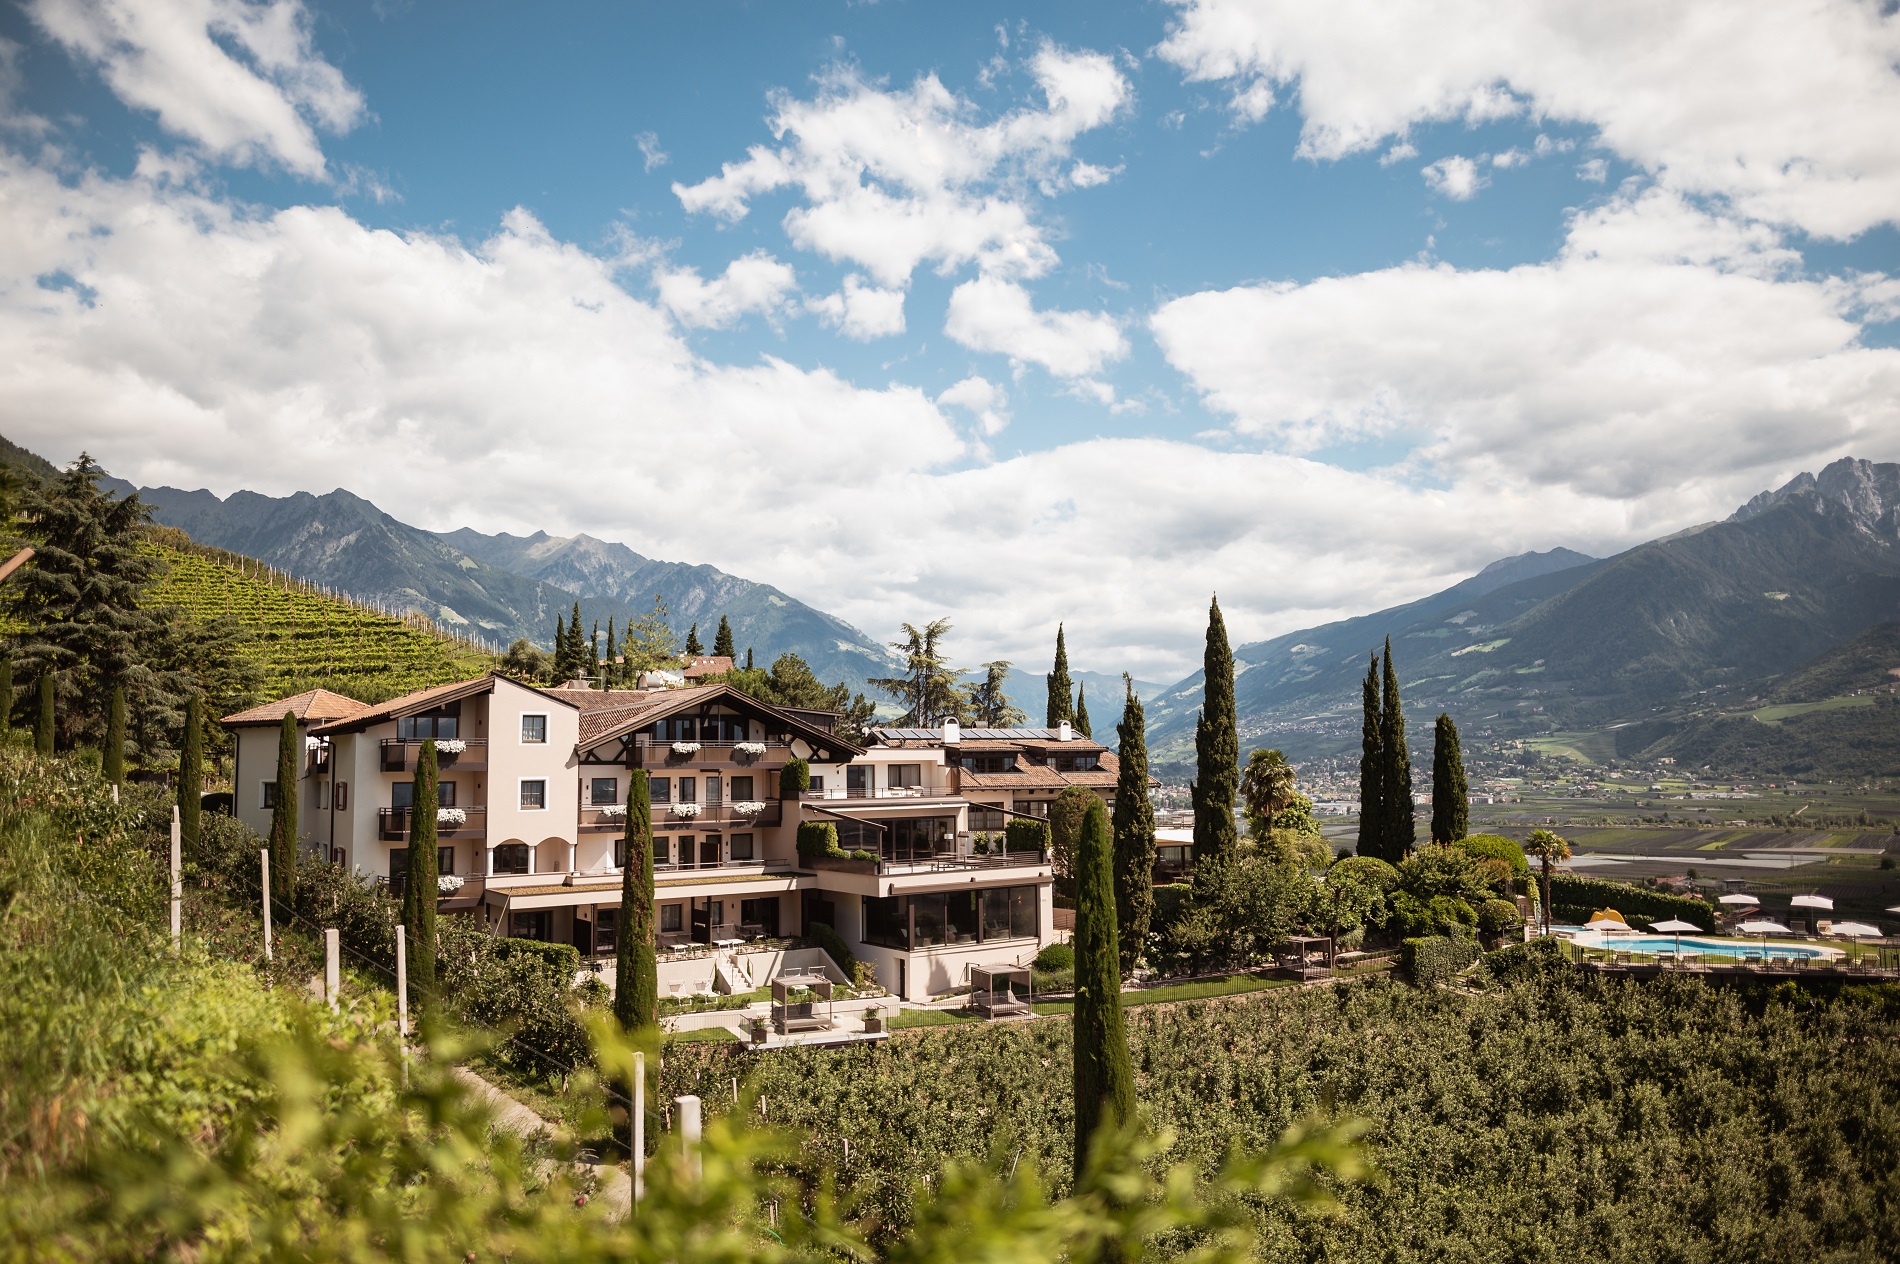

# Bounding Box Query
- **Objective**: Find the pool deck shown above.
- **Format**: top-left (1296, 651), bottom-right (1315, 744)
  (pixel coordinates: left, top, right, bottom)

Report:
top-left (1578, 959), bottom-right (1900, 981)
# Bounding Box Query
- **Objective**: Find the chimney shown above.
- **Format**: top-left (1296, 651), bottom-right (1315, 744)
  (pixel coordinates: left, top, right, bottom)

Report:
top-left (942, 718), bottom-right (960, 745)
top-left (1058, 720), bottom-right (1073, 742)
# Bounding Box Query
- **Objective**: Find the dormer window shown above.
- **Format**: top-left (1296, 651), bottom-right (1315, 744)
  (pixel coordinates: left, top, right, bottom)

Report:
top-left (958, 753), bottom-right (1017, 773)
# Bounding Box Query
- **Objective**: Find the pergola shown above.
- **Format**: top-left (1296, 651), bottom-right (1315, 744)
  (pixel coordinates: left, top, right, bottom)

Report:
top-left (970, 965), bottom-right (1032, 1017)
top-left (771, 969), bottom-right (834, 1034)
top-left (1276, 935), bottom-right (1334, 980)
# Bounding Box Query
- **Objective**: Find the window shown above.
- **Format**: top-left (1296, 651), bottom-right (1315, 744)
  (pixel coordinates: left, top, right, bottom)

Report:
top-left (1009, 886), bottom-right (1037, 939)
top-left (864, 895), bottom-right (908, 949)
top-left (1013, 799), bottom-right (1049, 817)
top-left (650, 777), bottom-right (670, 803)
top-left (397, 703), bottom-right (460, 741)
top-left (731, 775), bottom-right (755, 800)
top-left (390, 847), bottom-right (407, 879)
top-left (520, 713), bottom-right (547, 744)
top-left (520, 779), bottom-right (547, 810)
top-left (437, 781), bottom-right (457, 808)
top-left (706, 775), bottom-right (723, 805)
top-left (649, 835), bottom-right (670, 867)
top-left (510, 910), bottom-right (553, 941)
top-left (677, 776), bottom-right (697, 803)
top-left (335, 782), bottom-right (348, 810)
top-left (910, 893), bottom-right (947, 947)
top-left (660, 904), bottom-right (682, 932)
top-left (808, 775), bottom-right (825, 792)
top-left (888, 763), bottom-right (923, 788)
top-left (493, 843), bottom-right (530, 874)
top-left (393, 783), bottom-right (414, 810)
top-left (969, 805), bottom-right (1006, 832)
top-left (1055, 754), bottom-right (1100, 773)
top-left (317, 781), bottom-right (331, 810)
top-left (437, 846), bottom-right (456, 875)
top-left (589, 777), bottom-right (617, 806)
top-left (729, 832), bottom-right (755, 862)
top-left (594, 907), bottom-right (619, 954)
top-left (959, 753), bottom-right (1017, 773)
top-left (260, 781), bottom-right (278, 809)
top-left (699, 836), bottom-right (720, 867)
top-left (677, 835), bottom-right (694, 868)
top-left (946, 891), bottom-right (980, 943)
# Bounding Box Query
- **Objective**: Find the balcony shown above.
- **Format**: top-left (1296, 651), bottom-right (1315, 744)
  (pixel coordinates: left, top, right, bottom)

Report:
top-left (378, 805), bottom-right (488, 841)
top-left (809, 847), bottom-right (1049, 877)
top-left (644, 800), bottom-right (784, 830)
top-left (381, 738), bottom-right (488, 773)
top-left (626, 736), bottom-right (791, 769)
top-left (798, 785), bottom-right (954, 802)
top-left (655, 857), bottom-right (796, 877)
top-left (305, 745), bottom-right (330, 776)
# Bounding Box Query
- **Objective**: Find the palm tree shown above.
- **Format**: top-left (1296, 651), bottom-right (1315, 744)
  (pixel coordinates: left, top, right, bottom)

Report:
top-left (1241, 748), bottom-right (1296, 841)
top-left (1525, 828), bottom-right (1571, 935)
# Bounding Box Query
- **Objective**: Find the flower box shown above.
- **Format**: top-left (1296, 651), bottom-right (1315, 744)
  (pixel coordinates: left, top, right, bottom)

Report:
top-left (597, 803), bottom-right (627, 819)
top-left (671, 741), bottom-right (702, 756)
top-left (435, 739), bottom-right (467, 755)
top-left (304, 736), bottom-right (323, 751)
top-left (673, 801), bottom-right (702, 818)
top-left (734, 741), bottom-right (767, 757)
top-left (732, 800), bottom-right (768, 818)
top-left (437, 807), bottom-right (467, 826)
top-left (437, 875), bottom-right (465, 894)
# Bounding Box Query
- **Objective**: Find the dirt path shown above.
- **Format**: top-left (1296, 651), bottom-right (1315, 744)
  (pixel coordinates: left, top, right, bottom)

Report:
top-left (453, 1066), bottom-right (634, 1220)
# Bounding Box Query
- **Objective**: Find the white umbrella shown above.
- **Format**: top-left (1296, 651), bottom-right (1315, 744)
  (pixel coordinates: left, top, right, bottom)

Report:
top-left (1718, 894), bottom-right (1759, 906)
top-left (1828, 922), bottom-right (1881, 937)
top-left (1886, 905), bottom-right (1900, 915)
top-left (1738, 918), bottom-right (1792, 961)
top-left (1649, 918), bottom-right (1702, 961)
top-left (1791, 894), bottom-right (1834, 910)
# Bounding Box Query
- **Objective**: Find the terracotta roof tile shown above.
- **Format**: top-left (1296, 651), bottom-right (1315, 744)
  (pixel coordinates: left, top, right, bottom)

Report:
top-left (222, 688), bottom-right (370, 727)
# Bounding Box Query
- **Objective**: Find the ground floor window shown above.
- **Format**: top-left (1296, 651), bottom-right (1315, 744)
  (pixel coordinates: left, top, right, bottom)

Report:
top-left (861, 884), bottom-right (1038, 951)
top-left (730, 832), bottom-right (755, 861)
top-left (510, 910), bottom-right (553, 941)
top-left (493, 843), bottom-right (530, 874)
top-left (739, 896), bottom-right (780, 937)
top-left (661, 903), bottom-right (682, 933)
top-left (595, 906), bottom-right (618, 954)
top-left (863, 894), bottom-right (906, 949)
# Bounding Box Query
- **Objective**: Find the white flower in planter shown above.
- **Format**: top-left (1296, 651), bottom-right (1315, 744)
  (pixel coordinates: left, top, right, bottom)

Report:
top-left (733, 800), bottom-right (768, 817)
top-left (437, 807), bottom-right (467, 826)
top-left (435, 738), bottom-right (467, 754)
top-left (598, 803), bottom-right (627, 819)
top-left (437, 875), bottom-right (464, 894)
top-left (674, 801), bottom-right (702, 818)
top-left (734, 741), bottom-right (767, 756)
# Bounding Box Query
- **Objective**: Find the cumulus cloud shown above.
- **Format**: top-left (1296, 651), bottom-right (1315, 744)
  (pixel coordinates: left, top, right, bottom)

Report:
top-left (1156, 0), bottom-right (1900, 237)
top-left (29, 0), bottom-right (364, 177)
top-left (944, 276), bottom-right (1128, 379)
top-left (672, 44), bottom-right (1128, 285)
top-left (655, 251), bottom-right (799, 329)
top-left (937, 374), bottom-right (1009, 435)
top-left (1422, 154), bottom-right (1486, 199)
top-left (806, 273), bottom-right (906, 339)
top-left (1150, 189), bottom-right (1900, 501)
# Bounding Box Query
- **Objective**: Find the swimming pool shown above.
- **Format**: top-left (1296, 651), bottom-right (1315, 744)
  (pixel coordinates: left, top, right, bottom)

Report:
top-left (1581, 935), bottom-right (1836, 961)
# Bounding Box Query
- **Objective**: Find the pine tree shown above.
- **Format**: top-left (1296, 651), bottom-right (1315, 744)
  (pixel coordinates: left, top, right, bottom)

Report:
top-left (1191, 596), bottom-right (1238, 862)
top-left (869, 619), bottom-right (967, 725)
top-left (1073, 795), bottom-right (1135, 1181)
top-left (589, 620), bottom-right (601, 683)
top-left (1380, 638), bottom-right (1414, 857)
top-left (0, 658), bottom-right (11, 737)
top-left (269, 711), bottom-right (298, 902)
top-left (559, 601), bottom-right (585, 681)
top-left (745, 647), bottom-right (754, 671)
top-left (963, 661), bottom-right (1025, 727)
top-left (177, 694), bottom-right (202, 856)
top-left (713, 615), bottom-right (736, 659)
top-left (604, 618), bottom-right (616, 686)
top-left (104, 684), bottom-right (126, 784)
top-left (1073, 684), bottom-right (1091, 738)
top-left (615, 769), bottom-right (657, 1033)
top-left (34, 670), bottom-right (55, 755)
top-left (1046, 624), bottom-right (1074, 728)
top-left (553, 614), bottom-right (567, 677)
top-left (1111, 675), bottom-right (1156, 976)
top-left (402, 742), bottom-right (440, 1015)
top-left (1431, 712), bottom-right (1469, 844)
top-left (684, 623), bottom-right (703, 656)
top-left (1356, 653), bottom-right (1383, 858)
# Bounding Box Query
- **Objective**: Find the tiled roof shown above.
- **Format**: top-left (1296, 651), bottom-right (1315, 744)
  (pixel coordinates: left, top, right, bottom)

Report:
top-left (958, 749), bottom-right (1123, 791)
top-left (577, 683), bottom-right (865, 757)
top-left (682, 655), bottom-right (735, 678)
top-left (576, 690), bottom-right (698, 746)
top-left (222, 688), bottom-right (370, 727)
top-left (309, 674), bottom-right (579, 736)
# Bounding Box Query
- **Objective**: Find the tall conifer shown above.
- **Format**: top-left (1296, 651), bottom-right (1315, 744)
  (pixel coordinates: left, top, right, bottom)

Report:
top-left (1430, 713), bottom-right (1469, 844)
top-left (562, 601), bottom-right (585, 679)
top-left (177, 694), bottom-right (202, 856)
top-left (1111, 675), bottom-right (1156, 976)
top-left (684, 623), bottom-right (703, 656)
top-left (269, 711), bottom-right (299, 901)
top-left (1380, 639), bottom-right (1414, 857)
top-left (1191, 596), bottom-right (1239, 862)
top-left (0, 658), bottom-right (12, 736)
top-left (713, 615), bottom-right (736, 659)
top-left (605, 618), bottom-right (616, 686)
top-left (1356, 653), bottom-right (1383, 857)
top-left (104, 685), bottom-right (126, 784)
top-left (1046, 624), bottom-right (1074, 728)
top-left (614, 770), bottom-right (657, 1033)
top-left (402, 742), bottom-right (440, 1014)
top-left (34, 670), bottom-right (54, 756)
top-left (1072, 796), bottom-right (1134, 1181)
top-left (1073, 683), bottom-right (1091, 738)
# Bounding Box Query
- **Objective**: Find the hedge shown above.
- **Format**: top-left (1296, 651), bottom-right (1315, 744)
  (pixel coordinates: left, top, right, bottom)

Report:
top-left (797, 820), bottom-right (845, 862)
top-left (779, 757), bottom-right (810, 798)
top-left (808, 921), bottom-right (856, 977)
top-left (1402, 935), bottom-right (1484, 986)
top-left (1549, 874), bottom-right (1713, 930)
top-left (493, 937), bottom-right (582, 976)
top-left (1004, 817), bottom-right (1050, 855)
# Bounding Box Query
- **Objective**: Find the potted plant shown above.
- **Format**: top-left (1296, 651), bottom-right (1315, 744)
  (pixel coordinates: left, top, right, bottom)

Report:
top-left (748, 1015), bottom-right (768, 1045)
top-left (862, 1006), bottom-right (884, 1035)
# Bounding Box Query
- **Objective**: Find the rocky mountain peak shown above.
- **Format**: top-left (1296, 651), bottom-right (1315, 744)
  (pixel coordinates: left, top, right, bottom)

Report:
top-left (1730, 457), bottom-right (1900, 541)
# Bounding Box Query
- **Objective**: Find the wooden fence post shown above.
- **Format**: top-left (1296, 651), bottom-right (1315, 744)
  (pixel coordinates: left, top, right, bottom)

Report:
top-left (170, 807), bottom-right (182, 952)
top-left (261, 848), bottom-right (274, 963)
top-left (324, 929), bottom-right (340, 1012)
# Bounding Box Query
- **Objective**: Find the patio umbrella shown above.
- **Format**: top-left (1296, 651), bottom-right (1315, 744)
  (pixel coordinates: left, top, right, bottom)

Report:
top-left (1738, 918), bottom-right (1792, 959)
top-left (1585, 910), bottom-right (1630, 931)
top-left (1791, 894), bottom-right (1834, 910)
top-left (1717, 893), bottom-right (1759, 906)
top-left (1827, 921), bottom-right (1881, 937)
top-left (1649, 918), bottom-right (1702, 961)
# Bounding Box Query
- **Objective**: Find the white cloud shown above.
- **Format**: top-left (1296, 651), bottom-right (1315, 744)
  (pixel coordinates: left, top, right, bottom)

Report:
top-left (937, 374), bottom-right (1009, 435)
top-left (636, 130), bottom-right (669, 172)
top-left (29, 0), bottom-right (364, 178)
top-left (1490, 148), bottom-right (1527, 169)
top-left (807, 273), bottom-right (907, 339)
top-left (1576, 157), bottom-right (1608, 182)
top-left (1378, 141), bottom-right (1416, 166)
top-left (944, 276), bottom-right (1128, 379)
top-left (1157, 0), bottom-right (1900, 238)
top-left (672, 44), bottom-right (1128, 285)
top-left (655, 250), bottom-right (799, 329)
top-left (1151, 190), bottom-right (1900, 502)
top-left (1422, 154), bottom-right (1486, 199)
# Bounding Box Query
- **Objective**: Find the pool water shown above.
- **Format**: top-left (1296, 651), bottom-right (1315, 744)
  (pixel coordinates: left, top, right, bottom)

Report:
top-left (1585, 935), bottom-right (1833, 961)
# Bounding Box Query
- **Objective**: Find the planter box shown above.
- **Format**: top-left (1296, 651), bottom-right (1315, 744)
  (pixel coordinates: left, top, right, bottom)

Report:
top-left (808, 855), bottom-right (879, 875)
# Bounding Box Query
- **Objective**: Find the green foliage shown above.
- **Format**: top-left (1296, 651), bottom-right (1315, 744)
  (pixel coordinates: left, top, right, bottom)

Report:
top-left (684, 621), bottom-right (702, 656)
top-left (0, 657), bottom-right (11, 733)
top-left (1049, 785), bottom-right (1093, 895)
top-left (871, 618), bottom-right (969, 727)
top-left (1111, 674), bottom-right (1156, 975)
top-left (1155, 854), bottom-right (1310, 974)
top-left (713, 614), bottom-right (736, 659)
top-left (1548, 873), bottom-right (1714, 929)
top-left (401, 741), bottom-right (440, 1010)
top-left (1046, 622), bottom-right (1073, 728)
top-left (1380, 638), bottom-right (1414, 857)
top-left (269, 710), bottom-right (298, 903)
top-left (34, 669), bottom-right (53, 755)
top-left (963, 659), bottom-right (1026, 727)
top-left (1356, 652), bottom-right (1383, 859)
top-left (1454, 833), bottom-right (1530, 876)
top-left (1241, 747), bottom-right (1295, 841)
top-left (103, 684), bottom-right (125, 784)
top-left (1388, 891), bottom-right (1478, 940)
top-left (796, 820), bottom-right (845, 862)
top-left (177, 692), bottom-right (202, 856)
top-left (1396, 843), bottom-right (1497, 906)
top-left (1429, 712), bottom-right (1468, 843)
top-left (1477, 898), bottom-right (1523, 937)
top-left (1192, 596), bottom-right (1239, 862)
top-left (1033, 941), bottom-right (1075, 971)
top-left (1071, 795), bottom-right (1132, 1181)
top-left (1401, 934), bottom-right (1483, 985)
top-left (778, 755), bottom-right (810, 797)
top-left (1320, 855), bottom-right (1397, 939)
top-left (1073, 682), bottom-right (1091, 737)
top-left (709, 653), bottom-right (878, 743)
top-left (808, 921), bottom-right (857, 978)
top-left (616, 768), bottom-right (657, 1033)
top-left (1004, 816), bottom-right (1050, 857)
top-left (621, 593), bottom-right (679, 675)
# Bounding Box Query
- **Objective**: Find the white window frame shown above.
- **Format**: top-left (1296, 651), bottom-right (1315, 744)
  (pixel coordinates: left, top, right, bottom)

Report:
top-left (519, 712), bottom-right (549, 745)
top-left (518, 777), bottom-right (549, 811)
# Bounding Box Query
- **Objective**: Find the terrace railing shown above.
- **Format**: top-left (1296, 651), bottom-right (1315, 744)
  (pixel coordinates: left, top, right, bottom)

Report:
top-left (381, 738), bottom-right (488, 773)
top-left (378, 805), bottom-right (487, 841)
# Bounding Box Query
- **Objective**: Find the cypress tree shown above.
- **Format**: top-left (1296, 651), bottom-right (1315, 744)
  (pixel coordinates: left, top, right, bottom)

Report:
top-left (1111, 674), bottom-right (1156, 976)
top-left (1380, 638), bottom-right (1414, 857)
top-left (745, 647), bottom-right (754, 671)
top-left (553, 614), bottom-right (567, 677)
top-left (589, 620), bottom-right (601, 681)
top-left (1073, 795), bottom-right (1135, 1181)
top-left (1046, 624), bottom-right (1074, 728)
top-left (1431, 713), bottom-right (1469, 844)
top-left (1356, 653), bottom-right (1383, 858)
top-left (614, 769), bottom-right (657, 1033)
top-left (402, 741), bottom-right (440, 1014)
top-left (104, 684), bottom-right (126, 785)
top-left (684, 623), bottom-right (703, 656)
top-left (0, 657), bottom-right (11, 737)
top-left (713, 615), bottom-right (736, 659)
top-left (1190, 596), bottom-right (1239, 862)
top-left (605, 618), bottom-right (617, 687)
top-left (34, 670), bottom-right (54, 756)
top-left (269, 711), bottom-right (299, 902)
top-left (563, 601), bottom-right (586, 679)
top-left (177, 694), bottom-right (202, 856)
top-left (1073, 683), bottom-right (1091, 738)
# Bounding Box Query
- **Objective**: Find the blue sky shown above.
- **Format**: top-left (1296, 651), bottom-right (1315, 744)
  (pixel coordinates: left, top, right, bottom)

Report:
top-left (2, 1), bottom-right (1897, 680)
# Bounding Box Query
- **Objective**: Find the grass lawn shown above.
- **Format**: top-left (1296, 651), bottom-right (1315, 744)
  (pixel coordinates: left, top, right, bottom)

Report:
top-left (890, 1008), bottom-right (981, 1029)
top-left (664, 1026), bottom-right (742, 1045)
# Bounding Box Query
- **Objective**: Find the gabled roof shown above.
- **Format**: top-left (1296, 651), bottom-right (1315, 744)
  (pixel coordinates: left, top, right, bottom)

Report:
top-left (577, 682), bottom-right (864, 758)
top-left (222, 688), bottom-right (370, 728)
top-left (308, 673), bottom-right (579, 737)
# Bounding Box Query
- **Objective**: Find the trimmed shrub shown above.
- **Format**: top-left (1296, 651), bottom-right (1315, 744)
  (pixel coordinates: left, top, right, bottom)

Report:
top-left (1033, 941), bottom-right (1075, 971)
top-left (1481, 936), bottom-right (1568, 984)
top-left (1456, 834), bottom-right (1529, 877)
top-left (1550, 874), bottom-right (1713, 929)
top-left (1389, 891), bottom-right (1477, 939)
top-left (494, 937), bottom-right (582, 976)
top-left (808, 921), bottom-right (856, 978)
top-left (796, 821), bottom-right (845, 862)
top-left (848, 849), bottom-right (878, 863)
top-left (1004, 817), bottom-right (1050, 856)
top-left (779, 757), bottom-right (810, 798)
top-left (1402, 934), bottom-right (1483, 986)
top-left (1478, 898), bottom-right (1523, 937)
